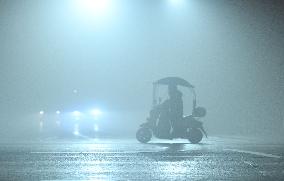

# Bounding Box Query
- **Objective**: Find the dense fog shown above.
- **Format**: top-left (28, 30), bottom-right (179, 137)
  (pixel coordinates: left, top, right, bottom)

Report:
top-left (0, 0), bottom-right (283, 140)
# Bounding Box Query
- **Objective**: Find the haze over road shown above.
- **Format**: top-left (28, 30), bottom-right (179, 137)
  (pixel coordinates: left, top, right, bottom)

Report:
top-left (0, 136), bottom-right (283, 180)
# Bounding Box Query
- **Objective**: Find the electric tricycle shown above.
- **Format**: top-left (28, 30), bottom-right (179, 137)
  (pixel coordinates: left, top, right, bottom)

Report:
top-left (136, 77), bottom-right (207, 144)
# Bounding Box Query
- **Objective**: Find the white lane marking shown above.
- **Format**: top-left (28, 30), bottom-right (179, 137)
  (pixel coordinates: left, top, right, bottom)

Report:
top-left (224, 148), bottom-right (282, 159)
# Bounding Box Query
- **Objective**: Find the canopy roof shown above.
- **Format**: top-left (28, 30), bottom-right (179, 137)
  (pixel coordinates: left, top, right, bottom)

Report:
top-left (154, 77), bottom-right (194, 88)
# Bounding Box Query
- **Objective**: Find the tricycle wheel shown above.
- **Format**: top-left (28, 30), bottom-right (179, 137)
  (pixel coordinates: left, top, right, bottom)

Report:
top-left (187, 128), bottom-right (203, 144)
top-left (136, 128), bottom-right (152, 143)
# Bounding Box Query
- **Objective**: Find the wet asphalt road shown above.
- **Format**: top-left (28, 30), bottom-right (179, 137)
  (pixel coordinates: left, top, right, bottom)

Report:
top-left (0, 136), bottom-right (283, 180)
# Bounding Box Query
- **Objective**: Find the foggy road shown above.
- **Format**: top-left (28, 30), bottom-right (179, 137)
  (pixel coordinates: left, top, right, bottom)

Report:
top-left (1, 0), bottom-right (284, 180)
top-left (0, 137), bottom-right (283, 180)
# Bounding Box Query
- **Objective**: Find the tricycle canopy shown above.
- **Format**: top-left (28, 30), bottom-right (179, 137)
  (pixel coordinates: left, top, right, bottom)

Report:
top-left (152, 77), bottom-right (197, 110)
top-left (154, 77), bottom-right (194, 88)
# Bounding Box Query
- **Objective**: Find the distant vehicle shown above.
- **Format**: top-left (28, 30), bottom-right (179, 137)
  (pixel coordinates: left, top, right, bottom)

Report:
top-left (136, 77), bottom-right (207, 144)
top-left (59, 110), bottom-right (101, 137)
top-left (39, 109), bottom-right (102, 138)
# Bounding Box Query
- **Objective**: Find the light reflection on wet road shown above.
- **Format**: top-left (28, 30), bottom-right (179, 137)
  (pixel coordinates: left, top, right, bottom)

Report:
top-left (0, 137), bottom-right (283, 180)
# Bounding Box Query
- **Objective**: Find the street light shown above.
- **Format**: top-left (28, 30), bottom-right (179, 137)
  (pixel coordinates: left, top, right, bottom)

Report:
top-left (169, 0), bottom-right (186, 6)
top-left (72, 0), bottom-right (112, 21)
top-left (39, 111), bottom-right (44, 115)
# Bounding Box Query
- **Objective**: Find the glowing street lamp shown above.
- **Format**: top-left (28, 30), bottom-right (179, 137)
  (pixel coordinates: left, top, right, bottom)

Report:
top-left (168, 0), bottom-right (186, 6)
top-left (39, 111), bottom-right (44, 115)
top-left (72, 0), bottom-right (113, 23)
